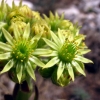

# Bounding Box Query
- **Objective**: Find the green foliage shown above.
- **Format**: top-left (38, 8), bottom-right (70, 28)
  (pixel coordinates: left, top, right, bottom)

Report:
top-left (0, 0), bottom-right (92, 86)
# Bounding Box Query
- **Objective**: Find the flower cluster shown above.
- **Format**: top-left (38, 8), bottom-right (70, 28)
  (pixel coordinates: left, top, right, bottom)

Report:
top-left (0, 0), bottom-right (92, 86)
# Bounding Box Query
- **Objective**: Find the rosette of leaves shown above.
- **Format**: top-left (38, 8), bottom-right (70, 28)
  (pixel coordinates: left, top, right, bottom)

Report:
top-left (42, 29), bottom-right (92, 86)
top-left (0, 23), bottom-right (46, 83)
top-left (43, 12), bottom-right (74, 32)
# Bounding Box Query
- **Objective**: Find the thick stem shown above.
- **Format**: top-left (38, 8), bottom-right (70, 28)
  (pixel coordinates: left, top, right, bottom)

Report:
top-left (12, 78), bottom-right (39, 100)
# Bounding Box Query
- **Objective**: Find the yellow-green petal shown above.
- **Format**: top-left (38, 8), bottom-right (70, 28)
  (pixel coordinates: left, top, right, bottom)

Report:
top-left (17, 64), bottom-right (23, 83)
top-left (26, 61), bottom-right (36, 80)
top-left (74, 56), bottom-right (93, 63)
top-left (0, 59), bottom-right (14, 74)
top-left (43, 38), bottom-right (58, 50)
top-left (23, 23), bottom-right (30, 40)
top-left (33, 49), bottom-right (52, 56)
top-left (72, 60), bottom-right (85, 76)
top-left (67, 63), bottom-right (74, 81)
top-left (57, 61), bottom-right (64, 80)
top-left (44, 57), bottom-right (59, 68)
top-left (29, 56), bottom-right (45, 67)
top-left (50, 31), bottom-right (62, 46)
top-left (0, 42), bottom-right (12, 51)
top-left (0, 52), bottom-right (11, 60)
top-left (13, 23), bottom-right (20, 40)
top-left (2, 28), bottom-right (13, 45)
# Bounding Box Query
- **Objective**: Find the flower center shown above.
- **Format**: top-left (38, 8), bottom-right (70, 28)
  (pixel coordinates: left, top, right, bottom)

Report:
top-left (58, 40), bottom-right (77, 62)
top-left (12, 39), bottom-right (33, 62)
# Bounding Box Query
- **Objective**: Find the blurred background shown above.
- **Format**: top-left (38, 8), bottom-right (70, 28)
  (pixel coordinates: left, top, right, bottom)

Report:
top-left (0, 0), bottom-right (100, 100)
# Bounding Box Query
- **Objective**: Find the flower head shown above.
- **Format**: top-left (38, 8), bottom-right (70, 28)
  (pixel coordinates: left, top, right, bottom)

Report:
top-left (43, 12), bottom-right (73, 32)
top-left (0, 23), bottom-right (45, 83)
top-left (42, 29), bottom-right (92, 86)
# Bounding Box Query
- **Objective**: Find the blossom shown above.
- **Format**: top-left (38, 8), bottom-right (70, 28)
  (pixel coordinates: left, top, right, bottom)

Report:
top-left (42, 29), bottom-right (92, 86)
top-left (43, 12), bottom-right (73, 32)
top-left (0, 23), bottom-right (45, 83)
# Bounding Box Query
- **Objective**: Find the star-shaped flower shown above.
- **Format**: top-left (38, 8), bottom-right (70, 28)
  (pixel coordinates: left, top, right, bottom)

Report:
top-left (42, 29), bottom-right (92, 84)
top-left (0, 23), bottom-right (45, 83)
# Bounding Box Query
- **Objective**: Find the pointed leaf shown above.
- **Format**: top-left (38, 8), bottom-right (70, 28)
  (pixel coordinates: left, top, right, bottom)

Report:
top-left (0, 42), bottom-right (12, 51)
top-left (2, 28), bottom-right (13, 45)
top-left (43, 38), bottom-right (58, 50)
top-left (57, 61), bottom-right (64, 80)
top-left (67, 63), bottom-right (74, 81)
top-left (29, 56), bottom-right (45, 67)
top-left (50, 31), bottom-right (61, 46)
top-left (23, 23), bottom-right (30, 40)
top-left (72, 60), bottom-right (85, 76)
top-left (26, 61), bottom-right (36, 80)
top-left (17, 64), bottom-right (23, 83)
top-left (74, 56), bottom-right (93, 63)
top-left (0, 52), bottom-right (11, 60)
top-left (0, 59), bottom-right (14, 74)
top-left (44, 57), bottom-right (59, 68)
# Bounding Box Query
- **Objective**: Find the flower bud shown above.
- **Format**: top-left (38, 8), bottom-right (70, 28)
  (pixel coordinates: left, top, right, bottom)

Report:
top-left (8, 21), bottom-right (27, 34)
top-left (51, 68), bottom-right (71, 87)
top-left (19, 5), bottom-right (33, 21)
top-left (8, 68), bottom-right (27, 83)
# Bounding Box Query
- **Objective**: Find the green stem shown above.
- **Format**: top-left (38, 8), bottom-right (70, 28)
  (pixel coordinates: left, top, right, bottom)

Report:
top-left (12, 77), bottom-right (38, 100)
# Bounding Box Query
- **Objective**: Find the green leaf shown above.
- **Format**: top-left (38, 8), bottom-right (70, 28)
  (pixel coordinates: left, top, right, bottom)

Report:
top-left (26, 61), bottom-right (36, 80)
top-left (29, 56), bottom-right (45, 67)
top-left (43, 38), bottom-right (58, 50)
top-left (74, 56), bottom-right (93, 63)
top-left (33, 49), bottom-right (52, 55)
top-left (72, 60), bottom-right (85, 76)
top-left (0, 42), bottom-right (12, 51)
top-left (23, 23), bottom-right (30, 40)
top-left (50, 31), bottom-right (61, 46)
top-left (13, 23), bottom-right (20, 40)
top-left (44, 57), bottom-right (59, 68)
top-left (0, 59), bottom-right (14, 74)
top-left (67, 63), bottom-right (74, 81)
top-left (0, 52), bottom-right (11, 60)
top-left (2, 28), bottom-right (13, 45)
top-left (57, 61), bottom-right (64, 80)
top-left (17, 64), bottom-right (23, 83)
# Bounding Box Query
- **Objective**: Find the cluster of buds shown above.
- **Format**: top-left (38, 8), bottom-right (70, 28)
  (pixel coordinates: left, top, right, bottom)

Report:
top-left (0, 0), bottom-right (92, 86)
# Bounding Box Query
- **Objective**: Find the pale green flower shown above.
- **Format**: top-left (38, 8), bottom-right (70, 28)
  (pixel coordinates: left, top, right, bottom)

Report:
top-left (43, 12), bottom-right (73, 32)
top-left (0, 23), bottom-right (45, 83)
top-left (42, 29), bottom-right (92, 82)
